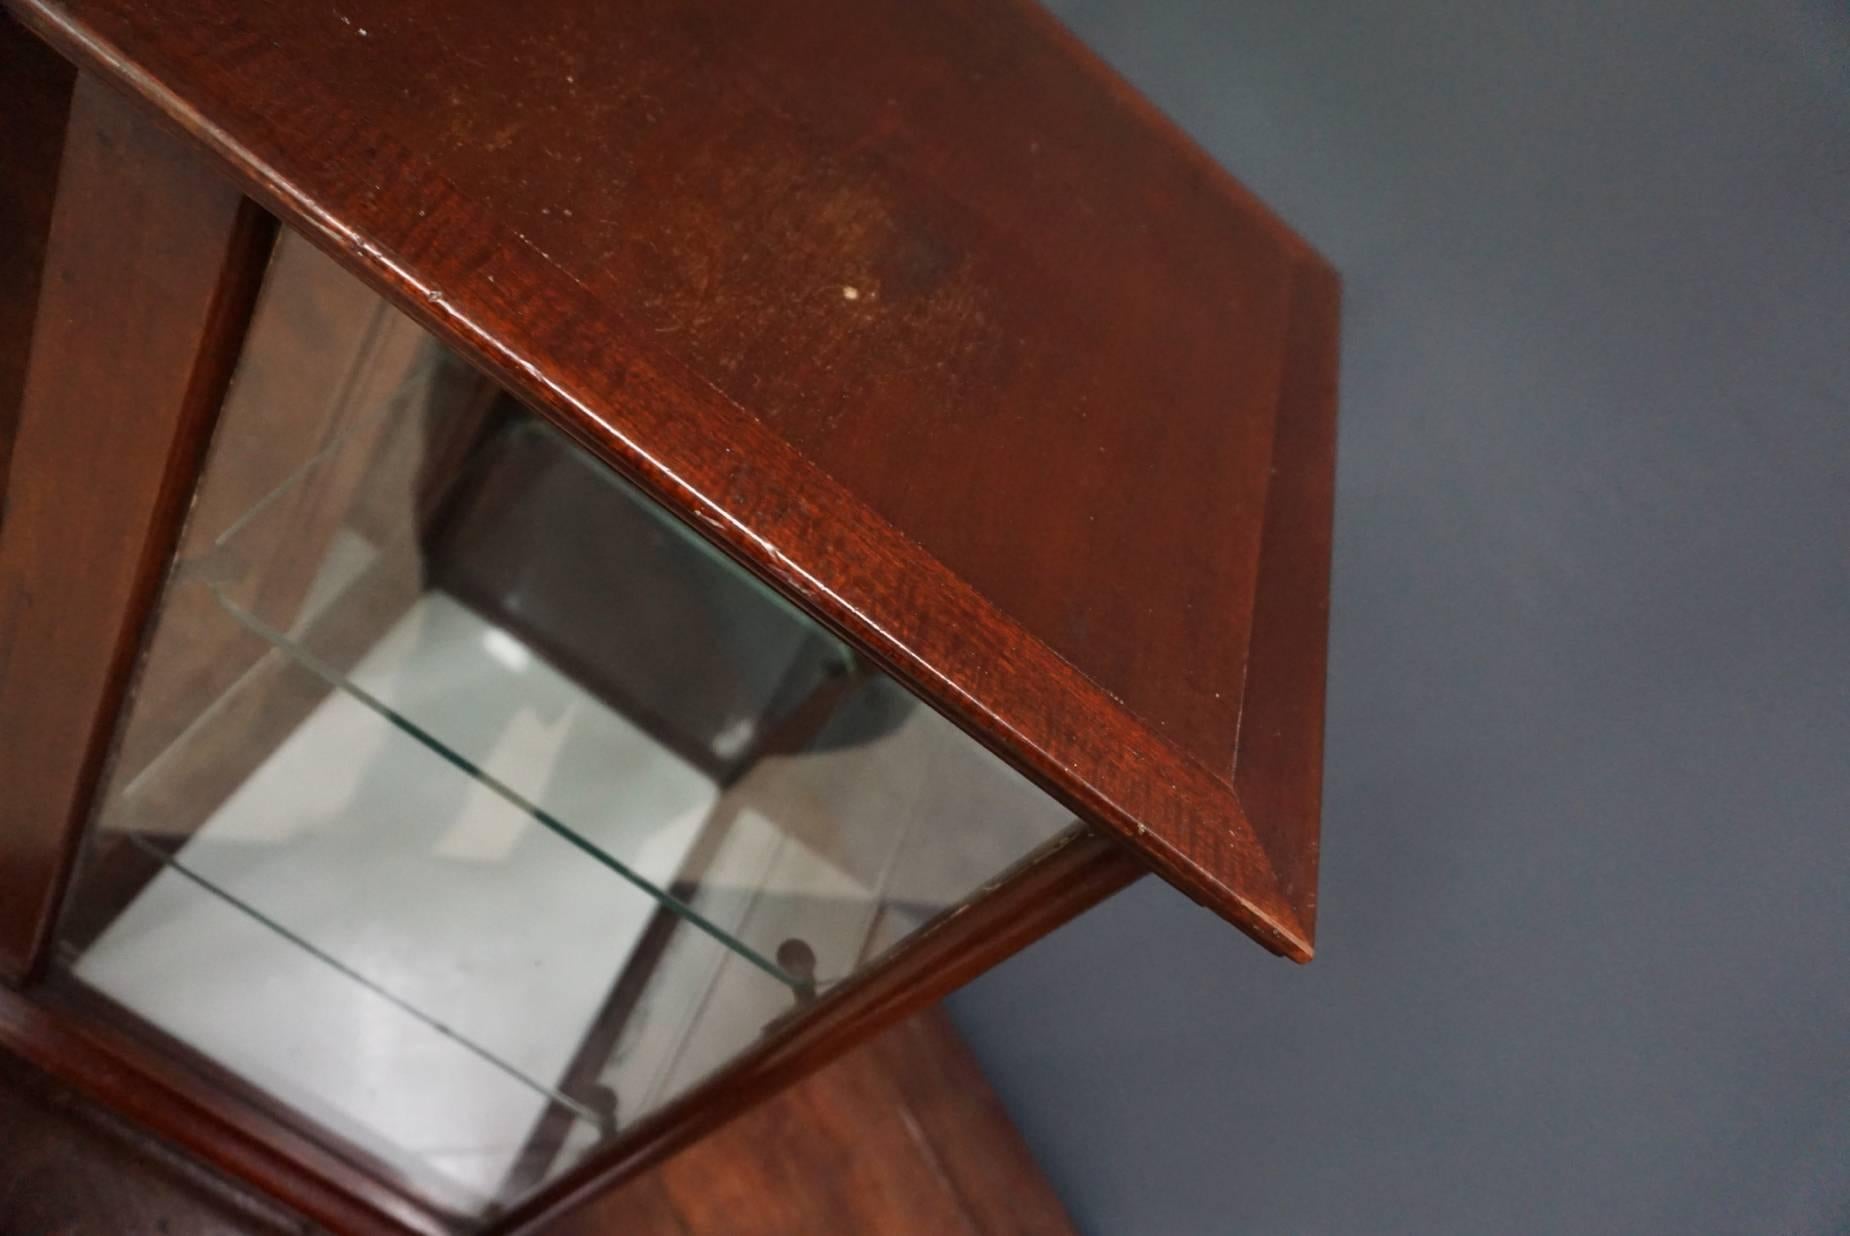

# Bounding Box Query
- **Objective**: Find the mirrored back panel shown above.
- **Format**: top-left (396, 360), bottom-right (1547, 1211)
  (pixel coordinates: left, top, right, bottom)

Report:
top-left (59, 230), bottom-right (1076, 1216)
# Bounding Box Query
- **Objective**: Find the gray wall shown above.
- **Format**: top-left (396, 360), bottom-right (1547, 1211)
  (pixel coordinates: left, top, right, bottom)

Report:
top-left (946, 3), bottom-right (1850, 1233)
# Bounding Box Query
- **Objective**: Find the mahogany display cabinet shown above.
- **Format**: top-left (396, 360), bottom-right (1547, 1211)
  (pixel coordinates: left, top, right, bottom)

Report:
top-left (0, 1), bottom-right (1340, 1231)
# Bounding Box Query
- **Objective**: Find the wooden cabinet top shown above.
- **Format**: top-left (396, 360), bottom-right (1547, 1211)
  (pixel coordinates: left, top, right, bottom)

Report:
top-left (9, 0), bottom-right (1338, 959)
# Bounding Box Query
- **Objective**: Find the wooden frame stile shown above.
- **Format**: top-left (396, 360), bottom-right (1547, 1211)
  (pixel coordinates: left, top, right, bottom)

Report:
top-left (496, 826), bottom-right (1143, 1233)
top-left (0, 14), bottom-right (73, 475)
top-left (0, 978), bottom-right (453, 1236)
top-left (0, 70), bottom-right (447, 1236)
top-left (7, 0), bottom-right (1320, 962)
top-left (0, 69), bottom-right (1153, 1236)
top-left (0, 0), bottom-right (1341, 1222)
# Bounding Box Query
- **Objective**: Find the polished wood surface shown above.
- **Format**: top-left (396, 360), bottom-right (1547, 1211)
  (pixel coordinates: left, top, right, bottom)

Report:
top-left (426, 411), bottom-right (841, 786)
top-left (62, 231), bottom-right (468, 958)
top-left (0, 1046), bottom-right (305, 1235)
top-left (0, 13), bottom-right (72, 493)
top-left (0, 74), bottom-right (274, 982)
top-left (0, 980), bottom-right (446, 1235)
top-left (0, 1001), bottom-right (1070, 1236)
top-left (845, 1008), bottom-right (1076, 1236)
top-left (7, 0), bottom-right (1339, 957)
top-left (18, 820), bottom-right (1128, 1235)
top-left (108, 232), bottom-right (433, 791)
top-left (502, 828), bottom-right (1138, 1233)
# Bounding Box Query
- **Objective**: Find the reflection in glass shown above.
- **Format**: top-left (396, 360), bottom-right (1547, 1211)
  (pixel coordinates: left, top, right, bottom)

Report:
top-left (59, 231), bottom-right (1074, 1213)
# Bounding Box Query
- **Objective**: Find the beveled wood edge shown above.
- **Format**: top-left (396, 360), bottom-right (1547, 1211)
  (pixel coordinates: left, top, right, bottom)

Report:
top-left (0, 840), bottom-right (1135, 1236)
top-left (494, 827), bottom-right (1144, 1235)
top-left (6, 2), bottom-right (1315, 959)
top-left (11, 832), bottom-right (1141, 1236)
top-left (0, 979), bottom-right (446, 1236)
top-left (1230, 252), bottom-right (1341, 938)
top-left (1005, 0), bottom-right (1316, 269)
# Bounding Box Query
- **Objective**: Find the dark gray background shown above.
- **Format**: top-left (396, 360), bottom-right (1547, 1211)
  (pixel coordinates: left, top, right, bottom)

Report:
top-left (947, 3), bottom-right (1850, 1233)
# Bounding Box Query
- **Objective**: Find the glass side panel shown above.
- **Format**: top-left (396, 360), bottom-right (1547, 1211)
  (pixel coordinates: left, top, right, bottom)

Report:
top-left (59, 229), bottom-right (1077, 1215)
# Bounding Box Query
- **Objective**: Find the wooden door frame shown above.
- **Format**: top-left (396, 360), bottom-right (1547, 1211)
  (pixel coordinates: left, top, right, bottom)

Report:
top-left (0, 74), bottom-right (274, 984)
top-left (1, 68), bottom-right (1146, 1236)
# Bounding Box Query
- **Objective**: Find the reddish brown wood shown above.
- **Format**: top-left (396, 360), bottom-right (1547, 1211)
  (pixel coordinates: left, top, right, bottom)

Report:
top-left (637, 1008), bottom-right (1076, 1236)
top-left (108, 231), bottom-right (432, 791)
top-left (548, 1018), bottom-right (1077, 1236)
top-left (0, 980), bottom-right (446, 1235)
top-left (0, 73), bottom-right (275, 983)
top-left (61, 231), bottom-right (467, 954)
top-left (6, 0), bottom-right (1338, 958)
top-left (47, 978), bottom-right (482, 1225)
top-left (0, 1000), bottom-right (1071, 1236)
top-left (1233, 255), bottom-right (1341, 939)
top-left (0, 14), bottom-right (73, 495)
top-left (499, 826), bottom-right (1139, 1234)
top-left (849, 1009), bottom-right (1077, 1236)
top-left (553, 1174), bottom-right (690, 1236)
top-left (426, 410), bottom-right (837, 786)
top-left (6, 825), bottom-right (1115, 1236)
top-left (491, 655), bottom-right (876, 1204)
top-left (0, 1046), bottom-right (305, 1236)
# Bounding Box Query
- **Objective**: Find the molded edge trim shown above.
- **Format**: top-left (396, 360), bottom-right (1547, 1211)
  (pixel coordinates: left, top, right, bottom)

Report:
top-left (6, 0), bottom-right (1315, 960)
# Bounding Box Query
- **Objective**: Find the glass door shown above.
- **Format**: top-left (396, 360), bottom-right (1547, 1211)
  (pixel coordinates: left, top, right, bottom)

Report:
top-left (56, 229), bottom-right (1079, 1218)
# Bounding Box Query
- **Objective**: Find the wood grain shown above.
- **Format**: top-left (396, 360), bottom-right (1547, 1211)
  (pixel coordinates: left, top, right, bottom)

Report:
top-left (842, 1008), bottom-right (1078, 1236)
top-left (500, 826), bottom-right (1138, 1234)
top-left (1232, 255), bottom-right (1342, 938)
top-left (5, 0), bottom-right (1339, 957)
top-left (550, 1007), bottom-right (1074, 1236)
top-left (0, 1045), bottom-right (306, 1235)
top-left (0, 13), bottom-right (72, 497)
top-left (0, 998), bottom-right (1071, 1236)
top-left (0, 979), bottom-right (446, 1235)
top-left (0, 73), bottom-right (274, 982)
top-left (425, 411), bottom-right (836, 786)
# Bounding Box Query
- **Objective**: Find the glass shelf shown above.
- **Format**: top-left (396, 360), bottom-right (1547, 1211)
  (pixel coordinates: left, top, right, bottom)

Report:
top-left (61, 229), bottom-right (1076, 1215)
top-left (201, 573), bottom-right (798, 986)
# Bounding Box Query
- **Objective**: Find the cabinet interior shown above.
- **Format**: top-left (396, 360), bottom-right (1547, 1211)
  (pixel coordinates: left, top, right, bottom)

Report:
top-left (57, 229), bottom-right (1076, 1217)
